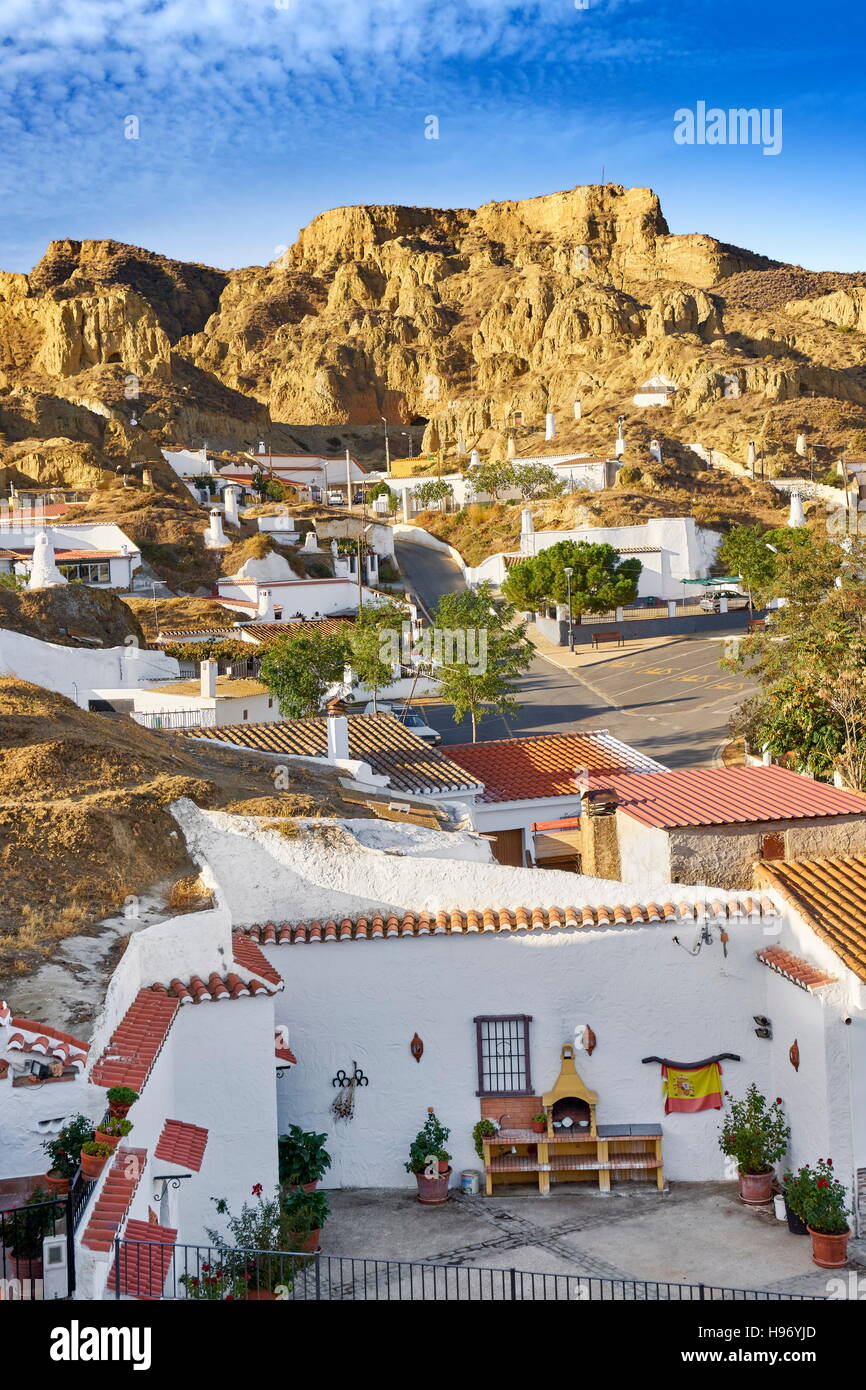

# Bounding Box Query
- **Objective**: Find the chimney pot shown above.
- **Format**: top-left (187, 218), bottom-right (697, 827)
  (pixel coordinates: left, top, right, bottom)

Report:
top-left (200, 659), bottom-right (217, 699)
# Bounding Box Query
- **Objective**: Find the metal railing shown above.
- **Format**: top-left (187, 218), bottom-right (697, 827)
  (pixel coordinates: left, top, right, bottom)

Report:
top-left (131, 707), bottom-right (217, 730)
top-left (111, 1240), bottom-right (825, 1302)
top-left (0, 1195), bottom-right (68, 1299)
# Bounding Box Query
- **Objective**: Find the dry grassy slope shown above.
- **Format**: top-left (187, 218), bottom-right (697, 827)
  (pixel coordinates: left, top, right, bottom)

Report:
top-left (0, 679), bottom-right (367, 985)
top-left (0, 585), bottom-right (144, 646)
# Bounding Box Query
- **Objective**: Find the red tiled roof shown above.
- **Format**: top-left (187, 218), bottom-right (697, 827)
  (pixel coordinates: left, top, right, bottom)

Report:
top-left (232, 933), bottom-right (284, 988)
top-left (246, 895), bottom-right (777, 945)
top-left (446, 731), bottom-right (666, 804)
top-left (276, 1045), bottom-right (298, 1064)
top-left (755, 945), bottom-right (836, 992)
top-left (107, 1219), bottom-right (176, 1300)
top-left (155, 1119), bottom-right (209, 1171)
top-left (82, 1147), bottom-right (148, 1253)
top-left (8, 1016), bottom-right (89, 1054)
top-left (756, 855), bottom-right (866, 984)
top-left (592, 766), bottom-right (866, 829)
top-left (89, 991), bottom-right (179, 1091)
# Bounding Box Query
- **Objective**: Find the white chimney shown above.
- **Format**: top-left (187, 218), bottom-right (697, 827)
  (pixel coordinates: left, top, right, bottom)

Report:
top-left (545, 412), bottom-right (556, 441)
top-left (257, 588), bottom-right (274, 619)
top-left (615, 420), bottom-right (625, 458)
top-left (208, 509), bottom-right (226, 546)
top-left (795, 432), bottom-right (807, 457)
top-left (747, 441), bottom-right (757, 469)
top-left (224, 486), bottom-right (240, 527)
top-left (326, 713), bottom-right (350, 762)
top-left (649, 438), bottom-right (662, 464)
top-left (200, 659), bottom-right (217, 699)
top-left (507, 435), bottom-right (516, 459)
top-left (470, 448), bottom-right (480, 468)
top-left (520, 507), bottom-right (535, 556)
top-left (573, 400), bottom-right (581, 420)
top-left (457, 428), bottom-right (466, 455)
top-left (788, 490), bottom-right (805, 528)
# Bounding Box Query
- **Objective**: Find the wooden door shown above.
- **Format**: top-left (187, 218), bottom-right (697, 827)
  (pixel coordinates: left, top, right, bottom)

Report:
top-left (488, 828), bottom-right (525, 867)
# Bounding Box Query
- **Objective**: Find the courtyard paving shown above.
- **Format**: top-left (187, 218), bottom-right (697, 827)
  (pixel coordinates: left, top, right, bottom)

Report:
top-left (322, 1181), bottom-right (866, 1298)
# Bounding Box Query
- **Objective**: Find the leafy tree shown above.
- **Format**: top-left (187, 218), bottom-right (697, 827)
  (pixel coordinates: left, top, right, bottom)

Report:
top-left (466, 459), bottom-right (517, 501)
top-left (347, 600), bottom-right (408, 710)
top-left (502, 540), bottom-right (641, 618)
top-left (367, 481), bottom-right (395, 508)
top-left (717, 525), bottom-right (779, 607)
top-left (511, 463), bottom-right (566, 501)
top-left (726, 536), bottom-right (866, 788)
top-left (432, 582), bottom-right (533, 741)
top-left (259, 629), bottom-right (349, 717)
top-left (413, 478), bottom-right (453, 509)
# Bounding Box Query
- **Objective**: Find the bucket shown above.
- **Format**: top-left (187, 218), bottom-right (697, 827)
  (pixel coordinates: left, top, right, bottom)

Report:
top-left (460, 1170), bottom-right (481, 1195)
top-left (773, 1193), bottom-right (786, 1221)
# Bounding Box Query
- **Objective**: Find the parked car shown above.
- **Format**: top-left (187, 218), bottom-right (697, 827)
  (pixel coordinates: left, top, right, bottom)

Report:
top-left (326, 490), bottom-right (345, 506)
top-left (352, 491), bottom-right (365, 504)
top-left (632, 595), bottom-right (667, 608)
top-left (364, 701), bottom-right (441, 745)
top-left (699, 590), bottom-right (749, 613)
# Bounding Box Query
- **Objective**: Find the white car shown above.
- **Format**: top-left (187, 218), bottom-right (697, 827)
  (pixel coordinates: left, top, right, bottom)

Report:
top-left (364, 701), bottom-right (441, 745)
top-left (326, 490), bottom-right (345, 506)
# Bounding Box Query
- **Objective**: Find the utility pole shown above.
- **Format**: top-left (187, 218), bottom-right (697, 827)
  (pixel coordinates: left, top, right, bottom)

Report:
top-left (381, 416), bottom-right (390, 475)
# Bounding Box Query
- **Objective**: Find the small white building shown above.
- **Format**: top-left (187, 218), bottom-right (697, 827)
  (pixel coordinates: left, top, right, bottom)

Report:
top-left (109, 660), bottom-right (280, 730)
top-left (632, 376), bottom-right (678, 408)
top-left (0, 522), bottom-right (141, 589)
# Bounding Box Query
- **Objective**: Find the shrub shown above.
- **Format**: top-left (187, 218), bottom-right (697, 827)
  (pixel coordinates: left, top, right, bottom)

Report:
top-left (106, 1086), bottom-right (139, 1108)
top-left (278, 1127), bottom-right (332, 1187)
top-left (281, 1186), bottom-right (330, 1236)
top-left (42, 1114), bottom-right (96, 1179)
top-left (179, 1264), bottom-right (248, 1300)
top-left (784, 1159), bottom-right (849, 1234)
top-left (98, 1117), bottom-right (133, 1139)
top-left (81, 1141), bottom-right (115, 1158)
top-left (472, 1119), bottom-right (497, 1160)
top-left (719, 1084), bottom-right (790, 1175)
top-left (9, 1189), bottom-right (57, 1259)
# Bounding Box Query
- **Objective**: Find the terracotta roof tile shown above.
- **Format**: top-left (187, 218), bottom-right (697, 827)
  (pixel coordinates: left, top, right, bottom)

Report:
top-left (232, 932), bottom-right (284, 987)
top-left (182, 714), bottom-right (482, 798)
top-left (756, 945), bottom-right (836, 992)
top-left (82, 1147), bottom-right (148, 1253)
top-left (155, 1119), bottom-right (209, 1171)
top-left (590, 766), bottom-right (866, 829)
top-left (106, 1219), bottom-right (176, 1300)
top-left (246, 895), bottom-right (778, 946)
top-left (757, 854), bottom-right (866, 984)
top-left (446, 731), bottom-right (666, 804)
top-left (89, 992), bottom-right (179, 1092)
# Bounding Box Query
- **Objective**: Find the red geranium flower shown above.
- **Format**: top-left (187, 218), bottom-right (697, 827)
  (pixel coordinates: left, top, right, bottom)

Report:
top-left (775, 1098), bottom-right (783, 1105)
top-left (827, 1158), bottom-right (833, 1166)
top-left (251, 1183), bottom-right (263, 1196)
top-left (817, 1178), bottom-right (828, 1188)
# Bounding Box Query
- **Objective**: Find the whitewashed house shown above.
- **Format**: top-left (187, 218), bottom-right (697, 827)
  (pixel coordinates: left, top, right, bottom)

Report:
top-left (0, 521), bottom-right (141, 589)
top-left (632, 376), bottom-right (678, 408)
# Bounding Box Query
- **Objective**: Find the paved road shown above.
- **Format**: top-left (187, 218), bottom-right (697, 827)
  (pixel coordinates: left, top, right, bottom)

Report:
top-left (394, 534), bottom-right (754, 766)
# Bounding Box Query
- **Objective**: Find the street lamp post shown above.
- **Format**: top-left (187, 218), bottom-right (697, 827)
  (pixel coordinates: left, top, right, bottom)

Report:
top-left (564, 566), bottom-right (574, 652)
top-left (381, 416), bottom-right (391, 474)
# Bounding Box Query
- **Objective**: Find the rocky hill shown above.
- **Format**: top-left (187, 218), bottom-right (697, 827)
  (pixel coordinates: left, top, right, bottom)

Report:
top-left (2, 184), bottom-right (865, 494)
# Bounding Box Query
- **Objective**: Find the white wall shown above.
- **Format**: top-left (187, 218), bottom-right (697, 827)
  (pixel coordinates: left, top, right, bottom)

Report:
top-left (267, 919), bottom-right (771, 1187)
top-left (0, 628), bottom-right (180, 708)
top-left (216, 577), bottom-right (388, 619)
top-left (615, 814), bottom-right (671, 887)
top-left (0, 1071), bottom-right (104, 1181)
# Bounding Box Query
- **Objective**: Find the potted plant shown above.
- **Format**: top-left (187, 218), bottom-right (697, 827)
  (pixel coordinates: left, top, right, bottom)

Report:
top-left (530, 1113), bottom-right (547, 1134)
top-left (779, 1172), bottom-right (808, 1234)
top-left (719, 1085), bottom-right (790, 1204)
top-left (281, 1186), bottom-right (331, 1253)
top-left (95, 1116), bottom-right (133, 1150)
top-left (784, 1160), bottom-right (850, 1267)
top-left (106, 1086), bottom-right (139, 1120)
top-left (278, 1127), bottom-right (331, 1193)
top-left (179, 1263), bottom-right (249, 1301)
top-left (80, 1140), bottom-right (114, 1181)
top-left (406, 1108), bottom-right (452, 1205)
top-left (8, 1188), bottom-right (56, 1281)
top-left (473, 1119), bottom-right (497, 1159)
top-left (41, 1114), bottom-right (95, 1193)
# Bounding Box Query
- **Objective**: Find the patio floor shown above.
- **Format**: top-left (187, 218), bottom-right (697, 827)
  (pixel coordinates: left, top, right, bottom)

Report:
top-left (321, 1181), bottom-right (866, 1298)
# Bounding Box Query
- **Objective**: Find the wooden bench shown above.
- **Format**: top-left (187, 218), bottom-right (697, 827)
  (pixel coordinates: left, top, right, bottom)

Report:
top-left (591, 630), bottom-right (624, 649)
top-left (747, 619), bottom-right (766, 633)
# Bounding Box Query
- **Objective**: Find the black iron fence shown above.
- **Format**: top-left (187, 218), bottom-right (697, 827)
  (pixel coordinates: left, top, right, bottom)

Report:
top-left (0, 1194), bottom-right (68, 1299)
top-left (112, 1240), bottom-right (825, 1302)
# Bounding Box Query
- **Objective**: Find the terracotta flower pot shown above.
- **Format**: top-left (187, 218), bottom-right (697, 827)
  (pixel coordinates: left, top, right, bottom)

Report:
top-left (244, 1289), bottom-right (277, 1300)
top-left (738, 1169), bottom-right (774, 1205)
top-left (530, 1122), bottom-right (546, 1134)
top-left (95, 1128), bottom-right (121, 1150)
top-left (80, 1148), bottom-right (110, 1181)
top-left (43, 1172), bottom-right (70, 1196)
top-left (108, 1101), bottom-right (131, 1120)
top-left (415, 1170), bottom-right (450, 1205)
top-left (10, 1255), bottom-right (43, 1282)
top-left (288, 1228), bottom-right (321, 1253)
top-left (808, 1226), bottom-right (850, 1269)
top-left (437, 1159), bottom-right (450, 1174)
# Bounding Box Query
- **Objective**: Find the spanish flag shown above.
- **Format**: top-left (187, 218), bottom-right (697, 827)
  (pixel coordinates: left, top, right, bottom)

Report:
top-left (662, 1062), bottom-right (723, 1113)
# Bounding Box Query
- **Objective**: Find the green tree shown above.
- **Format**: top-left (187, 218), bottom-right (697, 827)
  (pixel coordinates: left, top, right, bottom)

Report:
top-left (511, 463), bottom-right (566, 501)
top-left (717, 525), bottom-right (779, 608)
top-left (466, 459), bottom-right (517, 501)
top-left (413, 478), bottom-right (453, 509)
top-left (348, 600), bottom-right (408, 711)
top-left (432, 582), bottom-right (533, 741)
top-left (367, 481), bottom-right (396, 509)
top-left (259, 630), bottom-right (349, 717)
top-left (502, 540), bottom-right (641, 618)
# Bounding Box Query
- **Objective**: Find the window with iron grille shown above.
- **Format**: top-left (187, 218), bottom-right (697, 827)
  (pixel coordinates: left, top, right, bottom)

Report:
top-left (474, 1015), bottom-right (532, 1095)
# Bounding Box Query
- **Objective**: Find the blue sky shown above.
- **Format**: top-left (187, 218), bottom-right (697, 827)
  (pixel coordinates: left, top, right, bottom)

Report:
top-left (0, 0), bottom-right (863, 274)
